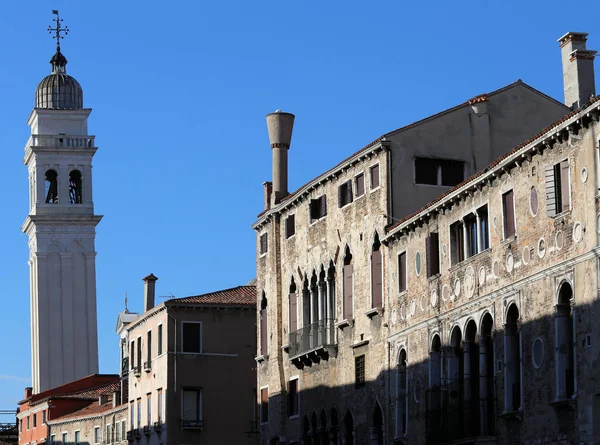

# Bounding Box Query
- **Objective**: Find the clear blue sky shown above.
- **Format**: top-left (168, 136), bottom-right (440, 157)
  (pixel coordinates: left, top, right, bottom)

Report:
top-left (0, 0), bottom-right (598, 409)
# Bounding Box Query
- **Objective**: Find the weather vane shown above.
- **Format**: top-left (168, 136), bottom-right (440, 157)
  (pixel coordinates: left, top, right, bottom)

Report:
top-left (47, 10), bottom-right (69, 50)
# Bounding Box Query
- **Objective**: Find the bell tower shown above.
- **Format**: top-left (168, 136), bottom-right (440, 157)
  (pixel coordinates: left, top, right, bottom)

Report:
top-left (22, 11), bottom-right (101, 393)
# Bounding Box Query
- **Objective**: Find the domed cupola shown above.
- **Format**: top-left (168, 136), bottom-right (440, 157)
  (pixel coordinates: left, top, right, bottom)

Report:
top-left (35, 47), bottom-right (83, 109)
top-left (35, 11), bottom-right (83, 110)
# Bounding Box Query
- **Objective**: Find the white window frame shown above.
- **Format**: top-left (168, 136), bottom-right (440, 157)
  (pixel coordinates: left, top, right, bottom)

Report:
top-left (181, 321), bottom-right (203, 354)
top-left (74, 430), bottom-right (81, 445)
top-left (369, 162), bottom-right (381, 191)
top-left (93, 425), bottom-right (101, 445)
top-left (61, 433), bottom-right (68, 444)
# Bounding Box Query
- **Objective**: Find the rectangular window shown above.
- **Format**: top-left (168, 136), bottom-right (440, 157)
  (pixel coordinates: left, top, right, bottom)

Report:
top-left (158, 324), bottom-right (163, 356)
top-left (116, 421), bottom-right (121, 442)
top-left (289, 291), bottom-right (297, 333)
top-left (137, 337), bottom-right (142, 370)
top-left (355, 173), bottom-right (365, 197)
top-left (355, 355), bottom-right (366, 387)
top-left (287, 379), bottom-right (299, 417)
top-left (42, 410), bottom-right (46, 425)
top-left (94, 426), bottom-right (100, 444)
top-left (343, 263), bottom-right (353, 320)
top-left (371, 248), bottom-right (383, 308)
top-left (370, 164), bottom-right (380, 189)
top-left (260, 305), bottom-right (268, 356)
top-left (50, 435), bottom-right (55, 443)
top-left (260, 388), bottom-right (269, 424)
top-left (157, 389), bottom-right (163, 422)
top-left (182, 388), bottom-right (202, 424)
top-left (450, 221), bottom-right (465, 265)
top-left (147, 330), bottom-right (152, 365)
top-left (137, 399), bottom-right (141, 428)
top-left (478, 205), bottom-right (490, 251)
top-left (32, 413), bottom-right (36, 428)
top-left (106, 425), bottom-right (112, 444)
top-left (121, 420), bottom-right (126, 441)
top-left (309, 195), bottom-right (327, 222)
top-left (398, 252), bottom-right (407, 292)
top-left (259, 233), bottom-right (268, 255)
top-left (546, 159), bottom-right (571, 216)
top-left (75, 431), bottom-right (80, 444)
top-left (426, 232), bottom-right (440, 277)
top-left (182, 322), bottom-right (202, 353)
top-left (147, 393), bottom-right (152, 425)
top-left (502, 190), bottom-right (516, 239)
top-left (130, 341), bottom-right (135, 369)
top-left (415, 157), bottom-right (465, 186)
top-left (130, 402), bottom-right (134, 429)
top-left (26, 416), bottom-right (29, 430)
top-left (62, 433), bottom-right (67, 443)
top-left (285, 214), bottom-right (296, 238)
top-left (19, 419), bottom-right (22, 433)
top-left (465, 214), bottom-right (477, 257)
top-left (338, 180), bottom-right (353, 207)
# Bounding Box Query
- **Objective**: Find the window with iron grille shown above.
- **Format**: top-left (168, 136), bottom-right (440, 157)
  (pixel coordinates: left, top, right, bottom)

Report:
top-left (355, 355), bottom-right (366, 387)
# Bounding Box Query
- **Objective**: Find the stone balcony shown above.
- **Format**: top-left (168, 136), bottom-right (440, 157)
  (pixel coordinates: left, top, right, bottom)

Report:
top-left (288, 319), bottom-right (337, 369)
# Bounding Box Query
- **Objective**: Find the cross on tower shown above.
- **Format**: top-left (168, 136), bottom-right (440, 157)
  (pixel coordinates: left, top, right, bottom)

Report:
top-left (47, 10), bottom-right (69, 50)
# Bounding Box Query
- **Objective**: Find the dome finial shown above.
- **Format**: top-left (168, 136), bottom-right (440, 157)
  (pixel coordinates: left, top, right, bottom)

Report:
top-left (47, 10), bottom-right (69, 73)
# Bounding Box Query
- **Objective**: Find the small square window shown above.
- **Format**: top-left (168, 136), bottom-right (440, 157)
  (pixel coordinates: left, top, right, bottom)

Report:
top-left (285, 214), bottom-right (295, 239)
top-left (355, 355), bottom-right (366, 387)
top-left (259, 233), bottom-right (268, 255)
top-left (370, 164), bottom-right (380, 189)
top-left (355, 173), bottom-right (365, 197)
top-left (182, 322), bottom-right (202, 353)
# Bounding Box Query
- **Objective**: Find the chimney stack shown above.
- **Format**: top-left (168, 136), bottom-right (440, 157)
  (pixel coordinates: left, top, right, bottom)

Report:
top-left (24, 387), bottom-right (32, 399)
top-left (142, 273), bottom-right (158, 312)
top-left (558, 32), bottom-right (597, 109)
top-left (266, 110), bottom-right (295, 205)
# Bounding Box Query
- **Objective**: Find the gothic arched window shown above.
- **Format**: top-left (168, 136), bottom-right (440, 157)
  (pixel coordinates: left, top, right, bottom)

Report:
top-left (69, 170), bottom-right (83, 204)
top-left (45, 169), bottom-right (59, 204)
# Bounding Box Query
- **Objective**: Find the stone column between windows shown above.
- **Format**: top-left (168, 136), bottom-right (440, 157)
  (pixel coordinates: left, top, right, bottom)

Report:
top-left (475, 212), bottom-right (482, 253)
top-left (326, 278), bottom-right (334, 321)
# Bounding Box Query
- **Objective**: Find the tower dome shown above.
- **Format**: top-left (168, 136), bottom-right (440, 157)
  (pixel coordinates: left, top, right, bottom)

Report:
top-left (35, 48), bottom-right (83, 109)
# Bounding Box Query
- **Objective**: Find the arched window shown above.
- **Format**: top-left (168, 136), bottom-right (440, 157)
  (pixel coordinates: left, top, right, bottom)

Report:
top-left (311, 412), bottom-right (320, 445)
top-left (310, 271), bottom-right (319, 325)
top-left (329, 408), bottom-right (339, 444)
top-left (371, 233), bottom-right (383, 309)
top-left (464, 320), bottom-right (479, 437)
top-left (447, 327), bottom-right (464, 435)
top-left (302, 415), bottom-right (311, 445)
top-left (343, 247), bottom-right (353, 320)
top-left (327, 261), bottom-right (336, 322)
top-left (260, 293), bottom-right (268, 356)
top-left (427, 335), bottom-right (442, 441)
top-left (396, 349), bottom-right (408, 436)
top-left (302, 278), bottom-right (310, 328)
top-left (372, 402), bottom-right (384, 445)
top-left (504, 304), bottom-right (521, 412)
top-left (319, 410), bottom-right (327, 444)
top-left (555, 282), bottom-right (575, 400)
top-left (343, 411), bottom-right (354, 445)
top-left (69, 170), bottom-right (83, 204)
top-left (480, 313), bottom-right (495, 435)
top-left (45, 169), bottom-right (59, 204)
top-left (289, 279), bottom-right (297, 334)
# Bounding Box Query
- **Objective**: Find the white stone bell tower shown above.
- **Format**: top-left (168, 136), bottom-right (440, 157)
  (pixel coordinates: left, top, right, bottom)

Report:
top-left (22, 11), bottom-right (101, 393)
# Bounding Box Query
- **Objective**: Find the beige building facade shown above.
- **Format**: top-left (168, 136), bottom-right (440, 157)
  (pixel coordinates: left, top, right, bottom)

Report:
top-left (253, 32), bottom-right (597, 444)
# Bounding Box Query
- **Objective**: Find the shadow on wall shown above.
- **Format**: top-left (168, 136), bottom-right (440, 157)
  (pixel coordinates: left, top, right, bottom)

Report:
top-left (260, 284), bottom-right (599, 445)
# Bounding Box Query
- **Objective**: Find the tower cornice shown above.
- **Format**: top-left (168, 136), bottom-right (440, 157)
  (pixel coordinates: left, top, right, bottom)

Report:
top-left (21, 214), bottom-right (103, 236)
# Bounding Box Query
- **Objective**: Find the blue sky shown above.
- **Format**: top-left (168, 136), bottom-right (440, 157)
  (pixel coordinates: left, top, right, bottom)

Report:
top-left (0, 0), bottom-right (598, 410)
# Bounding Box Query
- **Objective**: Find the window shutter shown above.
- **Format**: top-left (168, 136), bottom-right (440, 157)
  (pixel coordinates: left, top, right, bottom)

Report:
top-left (310, 200), bottom-right (317, 221)
top-left (321, 196), bottom-right (327, 217)
top-left (182, 390), bottom-right (198, 421)
top-left (545, 165), bottom-right (556, 216)
top-left (338, 186), bottom-right (343, 208)
top-left (560, 160), bottom-right (570, 212)
top-left (289, 293), bottom-right (297, 333)
top-left (371, 251), bottom-right (383, 308)
top-left (430, 232), bottom-right (439, 276)
top-left (503, 191), bottom-right (515, 238)
top-left (343, 264), bottom-right (353, 320)
top-left (425, 236), bottom-right (432, 277)
top-left (260, 309), bottom-right (268, 356)
top-left (399, 253), bottom-right (406, 292)
top-left (346, 181), bottom-right (353, 204)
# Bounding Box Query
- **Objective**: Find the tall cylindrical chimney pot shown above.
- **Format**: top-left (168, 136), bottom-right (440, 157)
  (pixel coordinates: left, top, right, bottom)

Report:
top-left (142, 273), bottom-right (158, 312)
top-left (266, 110), bottom-right (295, 204)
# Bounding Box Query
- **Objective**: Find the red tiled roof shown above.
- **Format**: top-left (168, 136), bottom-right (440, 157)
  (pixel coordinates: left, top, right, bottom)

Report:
top-left (23, 374), bottom-right (119, 405)
top-left (384, 95), bottom-right (600, 236)
top-left (255, 80), bottom-right (566, 222)
top-left (54, 380), bottom-right (120, 400)
top-left (51, 396), bottom-right (124, 422)
top-left (167, 285), bottom-right (256, 306)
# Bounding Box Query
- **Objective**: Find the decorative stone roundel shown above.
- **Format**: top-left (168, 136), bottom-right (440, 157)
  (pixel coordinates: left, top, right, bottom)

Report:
top-left (493, 261), bottom-right (500, 278)
top-left (478, 267), bottom-right (486, 286)
top-left (420, 294), bottom-right (427, 311)
top-left (400, 303), bottom-right (406, 320)
top-left (410, 299), bottom-right (416, 316)
top-left (493, 216), bottom-right (498, 229)
top-left (555, 231), bottom-right (564, 250)
top-left (442, 284), bottom-right (449, 302)
top-left (532, 338), bottom-right (544, 369)
top-left (573, 222), bottom-right (583, 243)
top-left (522, 246), bottom-right (531, 265)
top-left (415, 252), bottom-right (422, 276)
top-left (391, 308), bottom-right (398, 325)
top-left (581, 167), bottom-right (588, 183)
top-left (454, 279), bottom-right (461, 298)
top-left (530, 186), bottom-right (539, 216)
top-left (464, 266), bottom-right (476, 298)
top-left (538, 237), bottom-right (546, 258)
top-left (431, 290), bottom-right (438, 307)
top-left (506, 253), bottom-right (514, 273)
top-left (442, 244), bottom-right (447, 257)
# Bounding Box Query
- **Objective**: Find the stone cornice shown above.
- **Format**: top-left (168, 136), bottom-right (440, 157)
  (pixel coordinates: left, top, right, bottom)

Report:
top-left (21, 215), bottom-right (103, 235)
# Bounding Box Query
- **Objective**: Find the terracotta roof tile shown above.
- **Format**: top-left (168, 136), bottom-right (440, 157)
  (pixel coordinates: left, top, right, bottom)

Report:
top-left (51, 398), bottom-right (123, 422)
top-left (167, 285), bottom-right (256, 306)
top-left (55, 380), bottom-right (121, 400)
top-left (384, 95), bottom-right (600, 235)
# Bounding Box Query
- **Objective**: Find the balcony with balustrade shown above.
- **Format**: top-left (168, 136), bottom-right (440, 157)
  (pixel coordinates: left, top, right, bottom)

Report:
top-left (288, 319), bottom-right (337, 369)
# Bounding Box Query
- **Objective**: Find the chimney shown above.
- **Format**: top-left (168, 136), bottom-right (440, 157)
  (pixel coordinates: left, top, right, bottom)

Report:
top-left (263, 181), bottom-right (272, 211)
top-left (99, 394), bottom-right (108, 406)
top-left (558, 32), bottom-right (597, 109)
top-left (112, 391), bottom-right (119, 408)
top-left (266, 110), bottom-right (295, 205)
top-left (24, 387), bottom-right (32, 399)
top-left (142, 273), bottom-right (158, 312)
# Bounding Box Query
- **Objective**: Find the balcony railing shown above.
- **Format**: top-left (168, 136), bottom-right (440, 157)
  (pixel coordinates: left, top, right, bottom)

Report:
top-left (144, 360), bottom-right (152, 372)
top-left (121, 357), bottom-right (129, 376)
top-left (288, 319), bottom-right (337, 366)
top-left (181, 419), bottom-right (203, 430)
top-left (29, 134), bottom-right (96, 149)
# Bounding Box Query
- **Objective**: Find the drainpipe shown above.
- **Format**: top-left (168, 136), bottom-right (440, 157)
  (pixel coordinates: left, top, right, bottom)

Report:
top-left (168, 313), bottom-right (177, 405)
